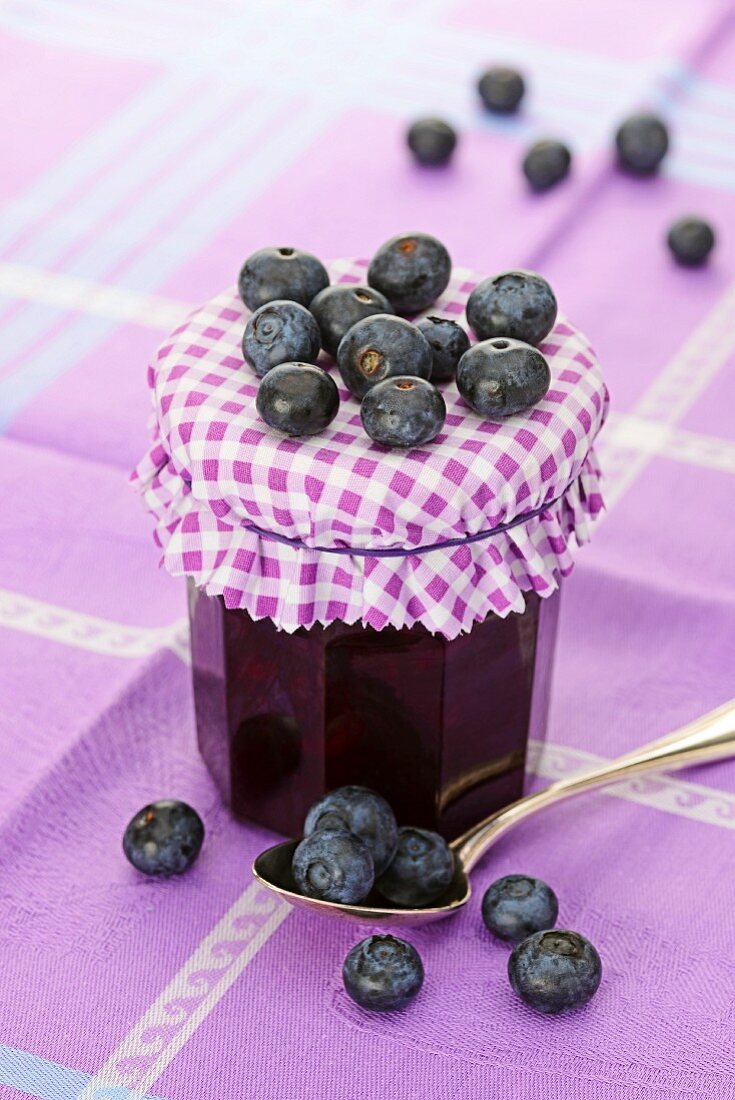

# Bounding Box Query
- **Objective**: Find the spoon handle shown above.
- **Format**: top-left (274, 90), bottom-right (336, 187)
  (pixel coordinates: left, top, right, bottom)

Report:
top-left (454, 697), bottom-right (735, 872)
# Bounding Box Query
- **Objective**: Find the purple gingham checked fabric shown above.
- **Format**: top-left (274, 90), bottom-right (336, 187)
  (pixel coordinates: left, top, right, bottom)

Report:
top-left (133, 258), bottom-right (608, 638)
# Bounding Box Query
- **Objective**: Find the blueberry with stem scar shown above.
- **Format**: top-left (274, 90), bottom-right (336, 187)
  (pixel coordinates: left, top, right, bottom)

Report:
top-left (376, 827), bottom-right (455, 906)
top-left (368, 233), bottom-right (452, 315)
top-left (242, 300), bottom-right (321, 377)
top-left (337, 315), bottom-right (432, 400)
top-left (360, 376), bottom-right (446, 449)
top-left (466, 270), bottom-right (557, 346)
top-left (304, 785), bottom-right (398, 876)
top-left (343, 935), bottom-right (424, 1012)
top-left (238, 246), bottom-right (329, 311)
top-left (292, 829), bottom-right (374, 904)
top-left (309, 284), bottom-right (394, 359)
top-left (457, 338), bottom-right (550, 419)
top-left (482, 874), bottom-right (559, 944)
top-left (508, 930), bottom-right (602, 1014)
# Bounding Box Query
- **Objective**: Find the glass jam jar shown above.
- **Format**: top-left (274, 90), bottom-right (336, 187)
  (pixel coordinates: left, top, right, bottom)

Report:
top-left (189, 581), bottom-right (560, 840)
top-left (135, 262), bottom-right (606, 843)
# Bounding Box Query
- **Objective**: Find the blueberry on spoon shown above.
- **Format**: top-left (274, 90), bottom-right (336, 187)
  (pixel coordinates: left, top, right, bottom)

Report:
top-left (292, 830), bottom-right (374, 904)
top-left (376, 827), bottom-right (455, 907)
top-left (305, 786), bottom-right (398, 876)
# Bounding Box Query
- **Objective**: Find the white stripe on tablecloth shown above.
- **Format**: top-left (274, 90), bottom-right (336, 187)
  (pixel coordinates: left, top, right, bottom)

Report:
top-left (604, 412), bottom-right (735, 475)
top-left (0, 263), bottom-right (189, 330)
top-left (0, 589), bottom-right (190, 664)
top-left (77, 883), bottom-right (291, 1100)
top-left (599, 279), bottom-right (735, 508)
top-left (527, 740), bottom-right (735, 830)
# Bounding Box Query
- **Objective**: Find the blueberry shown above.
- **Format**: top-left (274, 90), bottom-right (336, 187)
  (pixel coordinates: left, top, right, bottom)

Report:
top-left (309, 284), bottom-right (395, 359)
top-left (478, 66), bottom-right (525, 114)
top-left (292, 829), bottom-right (374, 904)
top-left (482, 875), bottom-right (559, 944)
top-left (508, 930), bottom-right (602, 1014)
top-left (361, 376), bottom-right (446, 449)
top-left (416, 317), bottom-right (470, 382)
top-left (256, 362), bottom-right (339, 437)
top-left (615, 113), bottom-right (669, 175)
top-left (667, 216), bottom-right (715, 267)
top-left (242, 300), bottom-right (321, 378)
top-left (376, 827), bottom-right (454, 907)
top-left (304, 785), bottom-right (398, 875)
top-left (337, 315), bottom-right (433, 400)
top-left (343, 935), bottom-right (424, 1012)
top-left (466, 270), bottom-right (557, 346)
top-left (407, 117), bottom-right (457, 167)
top-left (457, 338), bottom-right (550, 419)
top-left (522, 139), bottom-right (572, 192)
top-left (238, 246), bottom-right (329, 311)
top-left (123, 799), bottom-right (204, 877)
top-left (368, 232), bottom-right (452, 314)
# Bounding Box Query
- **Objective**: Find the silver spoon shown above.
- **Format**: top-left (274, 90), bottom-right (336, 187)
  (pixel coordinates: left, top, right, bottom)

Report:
top-left (253, 698), bottom-right (735, 926)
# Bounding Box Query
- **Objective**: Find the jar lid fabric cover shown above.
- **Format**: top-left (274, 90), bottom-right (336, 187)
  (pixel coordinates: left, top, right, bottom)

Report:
top-left (133, 259), bottom-right (608, 640)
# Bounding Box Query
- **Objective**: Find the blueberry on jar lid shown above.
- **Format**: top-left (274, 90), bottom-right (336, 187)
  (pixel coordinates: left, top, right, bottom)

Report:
top-left (304, 786), bottom-right (398, 876)
top-left (416, 317), bottom-right (470, 382)
top-left (508, 930), bottom-right (602, 1014)
top-left (238, 246), bottom-right (329, 311)
top-left (456, 338), bottom-right (551, 420)
top-left (368, 232), bottom-right (452, 315)
top-left (123, 799), bottom-right (204, 877)
top-left (466, 270), bottom-right (557, 346)
top-left (255, 362), bottom-right (340, 437)
top-left (522, 139), bottom-right (572, 193)
top-left (343, 934), bottom-right (424, 1012)
top-left (361, 376), bottom-right (446, 449)
top-left (242, 300), bottom-right (321, 377)
top-left (482, 874), bottom-right (559, 944)
top-left (337, 314), bottom-right (433, 400)
top-left (615, 113), bottom-right (669, 175)
top-left (376, 827), bottom-right (455, 907)
top-left (477, 66), bottom-right (525, 114)
top-left (666, 216), bottom-right (715, 267)
top-left (406, 117), bottom-right (458, 167)
top-left (309, 283), bottom-right (394, 359)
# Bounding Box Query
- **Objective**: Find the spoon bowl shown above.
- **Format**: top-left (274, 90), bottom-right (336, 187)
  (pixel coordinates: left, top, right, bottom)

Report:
top-left (253, 699), bottom-right (735, 926)
top-left (253, 838), bottom-right (471, 925)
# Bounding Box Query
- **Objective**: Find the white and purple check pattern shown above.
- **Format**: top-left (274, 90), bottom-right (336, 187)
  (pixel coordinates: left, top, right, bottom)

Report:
top-left (133, 259), bottom-right (608, 638)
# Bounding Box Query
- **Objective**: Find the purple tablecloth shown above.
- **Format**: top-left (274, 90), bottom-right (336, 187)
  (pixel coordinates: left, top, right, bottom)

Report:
top-left (1, 2), bottom-right (734, 1098)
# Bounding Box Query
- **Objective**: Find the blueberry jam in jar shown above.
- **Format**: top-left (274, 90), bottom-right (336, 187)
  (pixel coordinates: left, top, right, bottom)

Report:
top-left (189, 582), bottom-right (560, 839)
top-left (135, 266), bottom-right (607, 843)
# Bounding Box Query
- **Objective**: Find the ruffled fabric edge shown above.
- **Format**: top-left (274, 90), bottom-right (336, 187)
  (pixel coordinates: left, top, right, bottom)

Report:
top-left (132, 431), bottom-right (604, 640)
